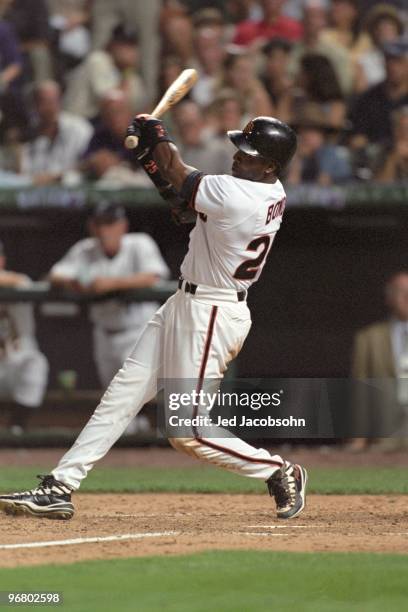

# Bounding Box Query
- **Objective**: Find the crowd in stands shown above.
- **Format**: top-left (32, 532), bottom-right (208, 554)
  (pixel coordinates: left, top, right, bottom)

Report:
top-left (0, 0), bottom-right (407, 187)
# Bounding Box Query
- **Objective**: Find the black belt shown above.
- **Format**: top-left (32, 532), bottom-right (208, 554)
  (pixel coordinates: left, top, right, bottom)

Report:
top-left (178, 278), bottom-right (246, 302)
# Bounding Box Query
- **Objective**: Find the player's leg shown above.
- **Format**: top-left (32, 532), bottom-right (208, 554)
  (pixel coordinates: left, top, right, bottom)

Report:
top-left (0, 306), bottom-right (166, 519)
top-left (166, 293), bottom-right (307, 518)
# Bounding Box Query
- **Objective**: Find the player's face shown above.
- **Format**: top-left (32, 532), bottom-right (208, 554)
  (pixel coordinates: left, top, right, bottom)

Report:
top-left (91, 220), bottom-right (127, 257)
top-left (232, 149), bottom-right (274, 181)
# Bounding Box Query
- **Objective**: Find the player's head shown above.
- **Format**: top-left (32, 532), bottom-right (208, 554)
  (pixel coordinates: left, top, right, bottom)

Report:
top-left (228, 116), bottom-right (297, 181)
top-left (386, 272), bottom-right (408, 321)
top-left (89, 202), bottom-right (128, 257)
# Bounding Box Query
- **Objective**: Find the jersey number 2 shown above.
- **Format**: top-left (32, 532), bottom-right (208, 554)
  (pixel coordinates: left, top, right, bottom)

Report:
top-left (233, 236), bottom-right (271, 280)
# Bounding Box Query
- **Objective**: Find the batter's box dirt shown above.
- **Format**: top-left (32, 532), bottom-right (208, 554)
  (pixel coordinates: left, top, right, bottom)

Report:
top-left (1, 494), bottom-right (408, 567)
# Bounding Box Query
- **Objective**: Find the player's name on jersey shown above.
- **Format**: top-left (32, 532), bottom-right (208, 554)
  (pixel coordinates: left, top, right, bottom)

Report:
top-left (168, 414), bottom-right (306, 428)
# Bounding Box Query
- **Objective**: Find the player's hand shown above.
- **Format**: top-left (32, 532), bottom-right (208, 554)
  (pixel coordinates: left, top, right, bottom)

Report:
top-left (128, 114), bottom-right (173, 153)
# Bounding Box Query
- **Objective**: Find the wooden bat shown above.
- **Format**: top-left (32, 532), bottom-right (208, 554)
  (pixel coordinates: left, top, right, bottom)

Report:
top-left (124, 68), bottom-right (198, 149)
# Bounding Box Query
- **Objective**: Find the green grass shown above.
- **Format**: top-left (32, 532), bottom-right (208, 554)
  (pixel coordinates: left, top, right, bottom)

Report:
top-left (1, 466), bottom-right (407, 495)
top-left (0, 550), bottom-right (408, 612)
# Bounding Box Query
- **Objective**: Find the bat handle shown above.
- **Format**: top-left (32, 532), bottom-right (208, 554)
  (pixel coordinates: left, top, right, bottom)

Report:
top-left (125, 135), bottom-right (139, 149)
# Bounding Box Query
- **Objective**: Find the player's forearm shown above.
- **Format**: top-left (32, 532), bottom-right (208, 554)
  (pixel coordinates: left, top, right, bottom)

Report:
top-left (153, 142), bottom-right (195, 193)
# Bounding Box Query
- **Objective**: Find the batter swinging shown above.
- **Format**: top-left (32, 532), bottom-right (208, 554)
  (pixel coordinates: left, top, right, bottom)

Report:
top-left (0, 116), bottom-right (307, 521)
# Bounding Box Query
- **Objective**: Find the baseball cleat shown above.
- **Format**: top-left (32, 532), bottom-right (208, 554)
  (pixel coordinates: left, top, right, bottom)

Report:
top-left (266, 461), bottom-right (308, 519)
top-left (0, 475), bottom-right (74, 520)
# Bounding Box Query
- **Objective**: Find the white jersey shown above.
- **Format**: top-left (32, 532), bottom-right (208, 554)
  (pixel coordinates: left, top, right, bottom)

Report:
top-left (180, 174), bottom-right (286, 290)
top-left (50, 233), bottom-right (169, 330)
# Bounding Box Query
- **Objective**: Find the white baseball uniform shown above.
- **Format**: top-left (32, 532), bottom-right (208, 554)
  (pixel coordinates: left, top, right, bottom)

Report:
top-left (0, 282), bottom-right (48, 408)
top-left (50, 233), bottom-right (170, 386)
top-left (53, 174), bottom-right (287, 489)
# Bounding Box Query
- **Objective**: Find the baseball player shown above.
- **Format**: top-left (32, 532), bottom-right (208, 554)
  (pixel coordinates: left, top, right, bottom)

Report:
top-left (49, 202), bottom-right (170, 389)
top-left (0, 241), bottom-right (48, 433)
top-left (0, 115), bottom-right (307, 521)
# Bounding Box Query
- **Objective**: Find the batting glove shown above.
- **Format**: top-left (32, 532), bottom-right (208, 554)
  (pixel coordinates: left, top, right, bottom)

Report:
top-left (129, 114), bottom-right (174, 153)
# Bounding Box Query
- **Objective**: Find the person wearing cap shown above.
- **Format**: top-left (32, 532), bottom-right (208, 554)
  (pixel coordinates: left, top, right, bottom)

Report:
top-left (355, 4), bottom-right (405, 93)
top-left (49, 202), bottom-right (169, 389)
top-left (0, 240), bottom-right (48, 434)
top-left (350, 37), bottom-right (408, 147)
top-left (63, 23), bottom-right (147, 121)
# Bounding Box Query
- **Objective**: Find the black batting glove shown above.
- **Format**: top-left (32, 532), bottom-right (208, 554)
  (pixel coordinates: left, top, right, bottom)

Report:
top-left (130, 114), bottom-right (174, 152)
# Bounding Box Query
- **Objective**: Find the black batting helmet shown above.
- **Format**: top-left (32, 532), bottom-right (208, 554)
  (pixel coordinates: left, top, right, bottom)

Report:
top-left (228, 117), bottom-right (297, 173)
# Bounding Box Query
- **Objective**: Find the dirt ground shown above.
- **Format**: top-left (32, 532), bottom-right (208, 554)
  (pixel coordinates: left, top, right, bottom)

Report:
top-left (1, 448), bottom-right (408, 568)
top-left (0, 494), bottom-right (408, 568)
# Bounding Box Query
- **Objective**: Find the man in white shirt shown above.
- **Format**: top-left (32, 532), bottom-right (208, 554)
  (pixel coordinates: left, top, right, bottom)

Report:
top-left (49, 202), bottom-right (170, 387)
top-left (22, 80), bottom-right (93, 185)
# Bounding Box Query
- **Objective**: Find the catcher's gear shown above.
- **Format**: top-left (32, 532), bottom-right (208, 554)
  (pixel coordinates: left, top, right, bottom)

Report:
top-left (128, 114), bottom-right (174, 152)
top-left (228, 117), bottom-right (297, 173)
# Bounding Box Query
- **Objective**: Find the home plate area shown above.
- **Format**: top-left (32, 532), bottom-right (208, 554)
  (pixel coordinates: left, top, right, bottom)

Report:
top-left (1, 493), bottom-right (408, 567)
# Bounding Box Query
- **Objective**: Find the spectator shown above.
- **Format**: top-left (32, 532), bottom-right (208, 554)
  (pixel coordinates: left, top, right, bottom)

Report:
top-left (0, 239), bottom-right (48, 434)
top-left (217, 49), bottom-right (272, 120)
top-left (376, 106), bottom-right (408, 183)
top-left (0, 1), bottom-right (26, 139)
top-left (287, 111), bottom-right (351, 185)
top-left (206, 89), bottom-right (244, 158)
top-left (64, 24), bottom-right (147, 121)
top-left (233, 0), bottom-right (303, 47)
top-left (160, 3), bottom-right (194, 67)
top-left (4, 0), bottom-right (53, 84)
top-left (292, 53), bottom-right (347, 129)
top-left (21, 80), bottom-right (93, 185)
top-left (350, 38), bottom-right (408, 148)
top-left (320, 0), bottom-right (372, 64)
top-left (355, 4), bottom-right (405, 93)
top-left (80, 90), bottom-right (148, 186)
top-left (261, 38), bottom-right (294, 124)
top-left (91, 0), bottom-right (161, 102)
top-left (47, 0), bottom-right (92, 82)
top-left (49, 202), bottom-right (169, 391)
top-left (172, 100), bottom-right (232, 175)
top-left (288, 0), bottom-right (354, 96)
top-left (191, 24), bottom-right (226, 108)
top-left (351, 271), bottom-right (408, 451)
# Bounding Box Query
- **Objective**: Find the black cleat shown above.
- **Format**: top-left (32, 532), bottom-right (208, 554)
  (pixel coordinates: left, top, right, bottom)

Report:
top-left (0, 475), bottom-right (74, 520)
top-left (267, 461), bottom-right (307, 519)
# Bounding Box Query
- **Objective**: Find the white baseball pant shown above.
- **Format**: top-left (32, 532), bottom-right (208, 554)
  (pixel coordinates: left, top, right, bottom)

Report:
top-left (53, 284), bottom-right (284, 489)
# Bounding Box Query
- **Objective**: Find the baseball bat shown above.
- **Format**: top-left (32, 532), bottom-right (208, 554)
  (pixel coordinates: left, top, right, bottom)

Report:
top-left (124, 68), bottom-right (198, 149)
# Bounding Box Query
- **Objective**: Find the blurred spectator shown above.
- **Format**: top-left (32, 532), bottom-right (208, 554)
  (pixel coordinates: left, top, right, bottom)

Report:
top-left (320, 0), bottom-right (372, 64)
top-left (91, 0), bottom-right (161, 102)
top-left (47, 0), bottom-right (91, 82)
top-left (0, 239), bottom-right (48, 434)
top-left (233, 0), bottom-right (303, 47)
top-left (289, 0), bottom-right (354, 96)
top-left (350, 38), bottom-right (408, 148)
top-left (355, 4), bottom-right (405, 93)
top-left (376, 106), bottom-right (408, 183)
top-left (287, 110), bottom-right (351, 185)
top-left (80, 90), bottom-right (148, 186)
top-left (0, 1), bottom-right (27, 140)
top-left (261, 38), bottom-right (293, 123)
top-left (191, 20), bottom-right (226, 108)
top-left (292, 53), bottom-right (347, 129)
top-left (21, 80), bottom-right (93, 185)
top-left (160, 2), bottom-right (194, 67)
top-left (207, 88), bottom-right (244, 133)
top-left (172, 100), bottom-right (232, 174)
top-left (49, 202), bottom-right (169, 390)
top-left (64, 24), bottom-right (147, 121)
top-left (4, 0), bottom-right (53, 84)
top-left (217, 49), bottom-right (272, 120)
top-left (351, 271), bottom-right (408, 451)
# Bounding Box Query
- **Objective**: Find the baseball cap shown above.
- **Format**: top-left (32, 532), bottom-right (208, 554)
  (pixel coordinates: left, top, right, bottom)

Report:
top-left (91, 202), bottom-right (127, 225)
top-left (110, 24), bottom-right (139, 46)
